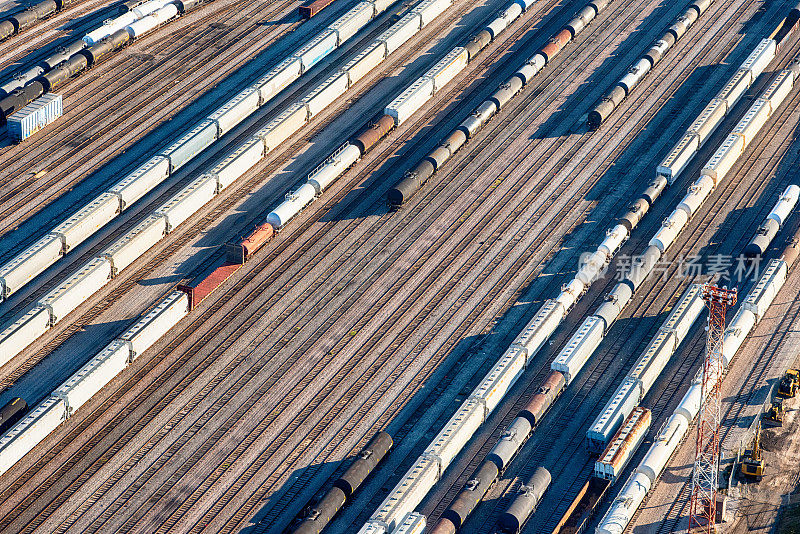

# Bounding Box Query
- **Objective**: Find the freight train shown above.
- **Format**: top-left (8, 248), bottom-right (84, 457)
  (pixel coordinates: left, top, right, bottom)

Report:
top-left (0, 0), bottom-right (75, 43)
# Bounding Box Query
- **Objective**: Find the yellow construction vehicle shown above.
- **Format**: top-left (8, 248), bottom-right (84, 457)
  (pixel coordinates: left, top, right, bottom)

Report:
top-left (740, 421), bottom-right (766, 481)
top-left (777, 369), bottom-right (799, 398)
top-left (763, 400), bottom-right (785, 427)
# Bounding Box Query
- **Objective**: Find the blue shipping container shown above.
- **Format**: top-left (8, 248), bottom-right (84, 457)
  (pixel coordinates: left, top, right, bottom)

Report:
top-left (7, 93), bottom-right (63, 142)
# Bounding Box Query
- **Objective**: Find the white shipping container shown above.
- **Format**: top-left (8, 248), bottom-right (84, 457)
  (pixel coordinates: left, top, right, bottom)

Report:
top-left (373, 456), bottom-right (439, 531)
top-left (740, 38), bottom-right (776, 78)
top-left (120, 291), bottom-right (189, 359)
top-left (258, 103), bottom-right (308, 152)
top-left (743, 259), bottom-right (787, 321)
top-left (688, 98), bottom-right (727, 146)
top-left (7, 93), bottom-right (63, 142)
top-left (329, 2), bottom-right (373, 45)
top-left (762, 70), bottom-right (794, 110)
top-left (513, 299), bottom-right (563, 360)
top-left (378, 12), bottom-right (422, 54)
top-left (39, 257), bottom-right (112, 324)
top-left (0, 234), bottom-right (63, 298)
top-left (110, 155), bottom-right (171, 210)
top-left (54, 340), bottom-right (130, 414)
top-left (0, 306), bottom-right (50, 367)
top-left (703, 132), bottom-right (744, 185)
top-left (307, 143), bottom-right (360, 193)
top-left (425, 398), bottom-right (484, 473)
top-left (550, 316), bottom-right (604, 384)
top-left (52, 193), bottom-right (120, 252)
top-left (0, 397), bottom-right (66, 476)
top-left (208, 88), bottom-right (260, 136)
top-left (302, 70), bottom-right (349, 117)
top-left (160, 119), bottom-right (218, 172)
top-left (266, 183), bottom-right (316, 228)
top-left (471, 346), bottom-right (525, 413)
top-left (253, 57), bottom-right (302, 104)
top-left (101, 214), bottom-right (167, 274)
top-left (716, 68), bottom-right (751, 109)
top-left (344, 41), bottom-right (386, 85)
top-left (294, 29), bottom-right (338, 72)
top-left (385, 76), bottom-right (434, 125)
top-left (731, 98), bottom-right (770, 147)
top-left (657, 132), bottom-right (698, 184)
top-left (213, 138), bottom-right (264, 190)
top-left (426, 47), bottom-right (467, 92)
top-left (156, 174), bottom-right (217, 231)
top-left (412, 0), bottom-right (450, 26)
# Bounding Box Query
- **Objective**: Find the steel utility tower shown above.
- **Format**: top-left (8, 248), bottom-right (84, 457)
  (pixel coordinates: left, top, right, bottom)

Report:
top-left (689, 283), bottom-right (737, 533)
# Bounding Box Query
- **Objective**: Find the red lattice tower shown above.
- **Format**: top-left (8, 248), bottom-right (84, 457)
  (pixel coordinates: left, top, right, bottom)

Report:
top-left (689, 284), bottom-right (737, 533)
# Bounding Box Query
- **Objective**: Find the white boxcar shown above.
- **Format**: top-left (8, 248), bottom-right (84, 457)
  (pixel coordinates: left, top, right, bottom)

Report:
top-left (394, 512), bottom-right (426, 534)
top-left (425, 398), bottom-right (484, 474)
top-left (0, 306), bottom-right (50, 367)
top-left (208, 87), bottom-right (260, 136)
top-left (294, 29), bottom-right (338, 72)
top-left (586, 376), bottom-right (641, 451)
top-left (101, 214), bottom-right (167, 274)
top-left (120, 291), bottom-right (189, 359)
top-left (344, 41), bottom-right (386, 85)
top-left (378, 12), bottom-right (422, 54)
top-left (267, 182), bottom-right (316, 228)
top-left (513, 299), bottom-right (562, 360)
top-left (656, 132), bottom-right (698, 184)
top-left (411, 0), bottom-right (450, 26)
top-left (740, 38), bottom-right (776, 78)
top-left (110, 155), bottom-right (171, 210)
top-left (329, 2), bottom-right (374, 45)
top-left (156, 174), bottom-right (216, 231)
top-left (160, 119), bottom-right (218, 172)
top-left (258, 103), bottom-right (308, 152)
top-left (471, 346), bottom-right (525, 413)
top-left (373, 456), bottom-right (439, 531)
top-left (550, 316), bottom-right (604, 384)
top-left (731, 98), bottom-right (770, 146)
top-left (213, 137), bottom-right (264, 190)
top-left (426, 47), bottom-right (467, 92)
top-left (386, 76), bottom-right (434, 125)
top-left (762, 70), bottom-right (794, 110)
top-left (594, 407), bottom-right (650, 483)
top-left (302, 70), bottom-right (349, 117)
top-left (39, 257), bottom-right (112, 324)
top-left (688, 97), bottom-right (727, 146)
top-left (7, 93), bottom-right (63, 142)
top-left (307, 143), bottom-right (360, 194)
top-left (743, 259), bottom-right (787, 321)
top-left (253, 57), bottom-right (302, 104)
top-left (52, 192), bottom-right (120, 252)
top-left (0, 396), bottom-right (66, 476)
top-left (54, 340), bottom-right (130, 414)
top-left (716, 68), bottom-right (751, 110)
top-left (628, 330), bottom-right (675, 393)
top-left (702, 132), bottom-right (744, 185)
top-left (0, 233), bottom-right (63, 298)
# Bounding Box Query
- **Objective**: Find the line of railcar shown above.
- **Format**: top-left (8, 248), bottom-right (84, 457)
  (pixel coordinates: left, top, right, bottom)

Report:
top-left (0, 0), bottom-right (204, 121)
top-left (371, 13), bottom-right (800, 533)
top-left (587, 0), bottom-right (713, 129)
top-left (744, 184), bottom-right (799, 258)
top-left (0, 0), bottom-right (75, 43)
top-left (0, 0), bottom-right (459, 478)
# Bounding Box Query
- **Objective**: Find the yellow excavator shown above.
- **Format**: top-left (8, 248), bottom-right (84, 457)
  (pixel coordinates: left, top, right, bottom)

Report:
top-left (777, 369), bottom-right (799, 398)
top-left (740, 420), bottom-right (766, 481)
